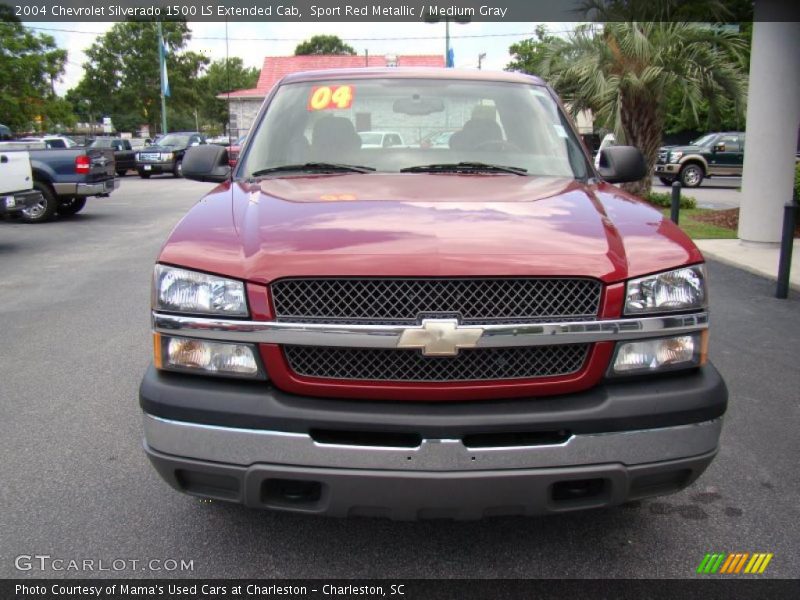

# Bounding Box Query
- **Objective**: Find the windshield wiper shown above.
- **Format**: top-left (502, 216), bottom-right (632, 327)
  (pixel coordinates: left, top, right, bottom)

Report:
top-left (251, 162), bottom-right (376, 177)
top-left (400, 161), bottom-right (527, 175)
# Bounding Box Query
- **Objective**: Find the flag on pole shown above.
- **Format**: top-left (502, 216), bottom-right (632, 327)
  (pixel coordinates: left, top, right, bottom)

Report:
top-left (159, 33), bottom-right (170, 98)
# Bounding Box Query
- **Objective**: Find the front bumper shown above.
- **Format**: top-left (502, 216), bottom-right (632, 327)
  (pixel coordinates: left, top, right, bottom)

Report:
top-left (145, 441), bottom-right (717, 519)
top-left (654, 163), bottom-right (680, 175)
top-left (141, 364), bottom-right (726, 518)
top-left (1, 189), bottom-right (42, 214)
top-left (137, 161), bottom-right (174, 174)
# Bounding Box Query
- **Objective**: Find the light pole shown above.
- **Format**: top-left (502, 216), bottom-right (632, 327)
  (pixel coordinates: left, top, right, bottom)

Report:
top-left (424, 10), bottom-right (470, 67)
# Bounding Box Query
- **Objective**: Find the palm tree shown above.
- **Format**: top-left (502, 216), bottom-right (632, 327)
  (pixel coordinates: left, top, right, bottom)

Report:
top-left (534, 22), bottom-right (747, 195)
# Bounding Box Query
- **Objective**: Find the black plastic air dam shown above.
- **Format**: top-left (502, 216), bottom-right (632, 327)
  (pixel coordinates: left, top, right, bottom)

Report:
top-left (139, 363), bottom-right (727, 437)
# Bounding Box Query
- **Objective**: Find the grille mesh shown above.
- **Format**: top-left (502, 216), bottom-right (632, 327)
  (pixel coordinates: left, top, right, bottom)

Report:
top-left (271, 278), bottom-right (601, 324)
top-left (283, 344), bottom-right (590, 382)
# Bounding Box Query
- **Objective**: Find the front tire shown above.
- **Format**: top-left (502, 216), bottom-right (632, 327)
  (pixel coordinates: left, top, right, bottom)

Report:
top-left (138, 171), bottom-right (151, 179)
top-left (173, 160), bottom-right (183, 178)
top-left (57, 198), bottom-right (87, 216)
top-left (679, 164), bottom-right (704, 188)
top-left (21, 181), bottom-right (59, 223)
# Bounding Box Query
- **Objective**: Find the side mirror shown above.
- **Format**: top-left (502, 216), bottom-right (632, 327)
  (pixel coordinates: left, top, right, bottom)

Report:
top-left (597, 145), bottom-right (647, 183)
top-left (182, 145), bottom-right (231, 183)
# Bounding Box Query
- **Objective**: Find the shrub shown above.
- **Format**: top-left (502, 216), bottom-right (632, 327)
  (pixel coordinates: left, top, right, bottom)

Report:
top-left (642, 190), bottom-right (697, 210)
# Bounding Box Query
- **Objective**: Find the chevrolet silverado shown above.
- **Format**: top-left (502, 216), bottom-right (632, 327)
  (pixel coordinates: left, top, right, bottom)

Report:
top-left (140, 69), bottom-right (726, 519)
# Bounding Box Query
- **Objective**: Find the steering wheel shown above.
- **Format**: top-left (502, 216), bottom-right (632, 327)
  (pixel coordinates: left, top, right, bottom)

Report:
top-left (474, 139), bottom-right (521, 152)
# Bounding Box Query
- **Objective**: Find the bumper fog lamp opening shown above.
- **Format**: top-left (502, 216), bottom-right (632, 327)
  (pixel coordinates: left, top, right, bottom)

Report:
top-left (611, 333), bottom-right (703, 376)
top-left (156, 334), bottom-right (264, 379)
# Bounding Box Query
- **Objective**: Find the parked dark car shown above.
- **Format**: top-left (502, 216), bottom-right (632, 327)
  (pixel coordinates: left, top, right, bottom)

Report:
top-left (655, 132), bottom-right (745, 187)
top-left (90, 138), bottom-right (136, 176)
top-left (136, 132), bottom-right (206, 178)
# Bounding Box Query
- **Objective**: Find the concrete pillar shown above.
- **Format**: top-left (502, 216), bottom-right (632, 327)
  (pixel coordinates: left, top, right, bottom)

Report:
top-left (737, 7), bottom-right (800, 243)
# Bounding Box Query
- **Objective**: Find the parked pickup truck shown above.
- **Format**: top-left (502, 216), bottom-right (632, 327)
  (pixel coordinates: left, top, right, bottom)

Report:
top-left (136, 132), bottom-right (206, 178)
top-left (655, 132), bottom-right (745, 188)
top-left (0, 141), bottom-right (119, 222)
top-left (89, 137), bottom-right (136, 176)
top-left (0, 149), bottom-right (42, 217)
top-left (140, 69), bottom-right (726, 519)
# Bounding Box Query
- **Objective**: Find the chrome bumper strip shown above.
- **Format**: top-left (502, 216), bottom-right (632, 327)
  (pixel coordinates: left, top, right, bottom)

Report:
top-left (143, 414), bottom-right (722, 471)
top-left (153, 311), bottom-right (708, 349)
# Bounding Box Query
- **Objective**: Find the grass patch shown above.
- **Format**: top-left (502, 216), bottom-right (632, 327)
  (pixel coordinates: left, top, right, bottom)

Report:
top-left (659, 208), bottom-right (737, 239)
top-left (644, 190), bottom-right (697, 209)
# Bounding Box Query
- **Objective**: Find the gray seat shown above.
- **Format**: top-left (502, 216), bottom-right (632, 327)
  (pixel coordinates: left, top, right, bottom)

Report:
top-left (449, 119), bottom-right (503, 151)
top-left (310, 117), bottom-right (361, 160)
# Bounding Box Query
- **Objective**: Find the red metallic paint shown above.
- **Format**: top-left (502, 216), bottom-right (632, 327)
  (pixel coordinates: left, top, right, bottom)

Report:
top-left (161, 172), bottom-right (704, 402)
top-left (159, 175), bottom-right (702, 285)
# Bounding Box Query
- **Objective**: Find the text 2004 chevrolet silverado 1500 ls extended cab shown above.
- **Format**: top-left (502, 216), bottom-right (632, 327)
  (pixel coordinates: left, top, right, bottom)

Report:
top-left (140, 69), bottom-right (727, 519)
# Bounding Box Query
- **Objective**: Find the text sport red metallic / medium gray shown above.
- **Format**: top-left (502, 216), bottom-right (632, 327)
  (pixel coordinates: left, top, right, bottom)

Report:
top-left (139, 68), bottom-right (726, 519)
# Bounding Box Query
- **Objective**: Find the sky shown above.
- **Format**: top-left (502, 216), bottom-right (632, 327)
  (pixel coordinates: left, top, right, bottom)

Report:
top-left (23, 21), bottom-right (579, 95)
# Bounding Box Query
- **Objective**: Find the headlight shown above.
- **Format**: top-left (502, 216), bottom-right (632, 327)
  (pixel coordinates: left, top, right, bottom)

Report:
top-left (154, 265), bottom-right (248, 316)
top-left (669, 151), bottom-right (683, 163)
top-left (154, 333), bottom-right (264, 379)
top-left (609, 333), bottom-right (706, 376)
top-left (135, 153), bottom-right (141, 161)
top-left (161, 152), bottom-right (174, 161)
top-left (624, 265), bottom-right (706, 315)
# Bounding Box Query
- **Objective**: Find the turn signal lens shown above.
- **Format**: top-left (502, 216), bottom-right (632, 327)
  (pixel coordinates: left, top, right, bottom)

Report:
top-left (610, 334), bottom-right (703, 376)
top-left (156, 335), bottom-right (264, 379)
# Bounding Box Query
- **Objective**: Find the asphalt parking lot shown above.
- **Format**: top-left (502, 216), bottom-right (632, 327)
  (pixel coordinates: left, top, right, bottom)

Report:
top-left (1, 176), bottom-right (797, 579)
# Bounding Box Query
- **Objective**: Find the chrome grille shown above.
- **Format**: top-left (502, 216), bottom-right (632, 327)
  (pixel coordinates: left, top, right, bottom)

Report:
top-left (271, 278), bottom-right (601, 325)
top-left (657, 149), bottom-right (669, 164)
top-left (283, 344), bottom-right (590, 382)
top-left (139, 152), bottom-right (160, 161)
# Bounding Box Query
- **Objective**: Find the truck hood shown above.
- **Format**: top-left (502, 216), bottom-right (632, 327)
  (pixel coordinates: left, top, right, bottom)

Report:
top-left (159, 173), bottom-right (702, 284)
top-left (660, 144), bottom-right (705, 153)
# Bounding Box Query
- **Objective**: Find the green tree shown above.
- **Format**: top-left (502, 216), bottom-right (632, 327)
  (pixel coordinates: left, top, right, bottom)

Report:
top-left (294, 35), bottom-right (356, 56)
top-left (526, 22), bottom-right (747, 195)
top-left (69, 21), bottom-right (207, 135)
top-left (506, 25), bottom-right (560, 76)
top-left (197, 58), bottom-right (259, 133)
top-left (0, 6), bottom-right (73, 132)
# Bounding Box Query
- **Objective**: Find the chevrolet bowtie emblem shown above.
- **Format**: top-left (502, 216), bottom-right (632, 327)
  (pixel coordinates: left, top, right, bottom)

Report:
top-left (396, 319), bottom-right (483, 356)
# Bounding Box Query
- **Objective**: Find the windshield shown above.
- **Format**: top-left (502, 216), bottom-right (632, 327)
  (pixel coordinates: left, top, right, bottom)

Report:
top-left (156, 134), bottom-right (190, 147)
top-left (240, 78), bottom-right (588, 179)
top-left (690, 134), bottom-right (716, 147)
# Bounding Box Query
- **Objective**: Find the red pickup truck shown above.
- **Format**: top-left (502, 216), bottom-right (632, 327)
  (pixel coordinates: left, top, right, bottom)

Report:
top-left (140, 69), bottom-right (726, 519)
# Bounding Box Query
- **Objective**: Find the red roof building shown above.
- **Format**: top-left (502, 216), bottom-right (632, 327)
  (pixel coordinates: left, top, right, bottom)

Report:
top-left (222, 54), bottom-right (445, 135)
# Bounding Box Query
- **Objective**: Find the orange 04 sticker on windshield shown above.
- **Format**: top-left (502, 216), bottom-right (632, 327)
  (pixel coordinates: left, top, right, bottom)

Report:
top-left (307, 85), bottom-right (354, 111)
